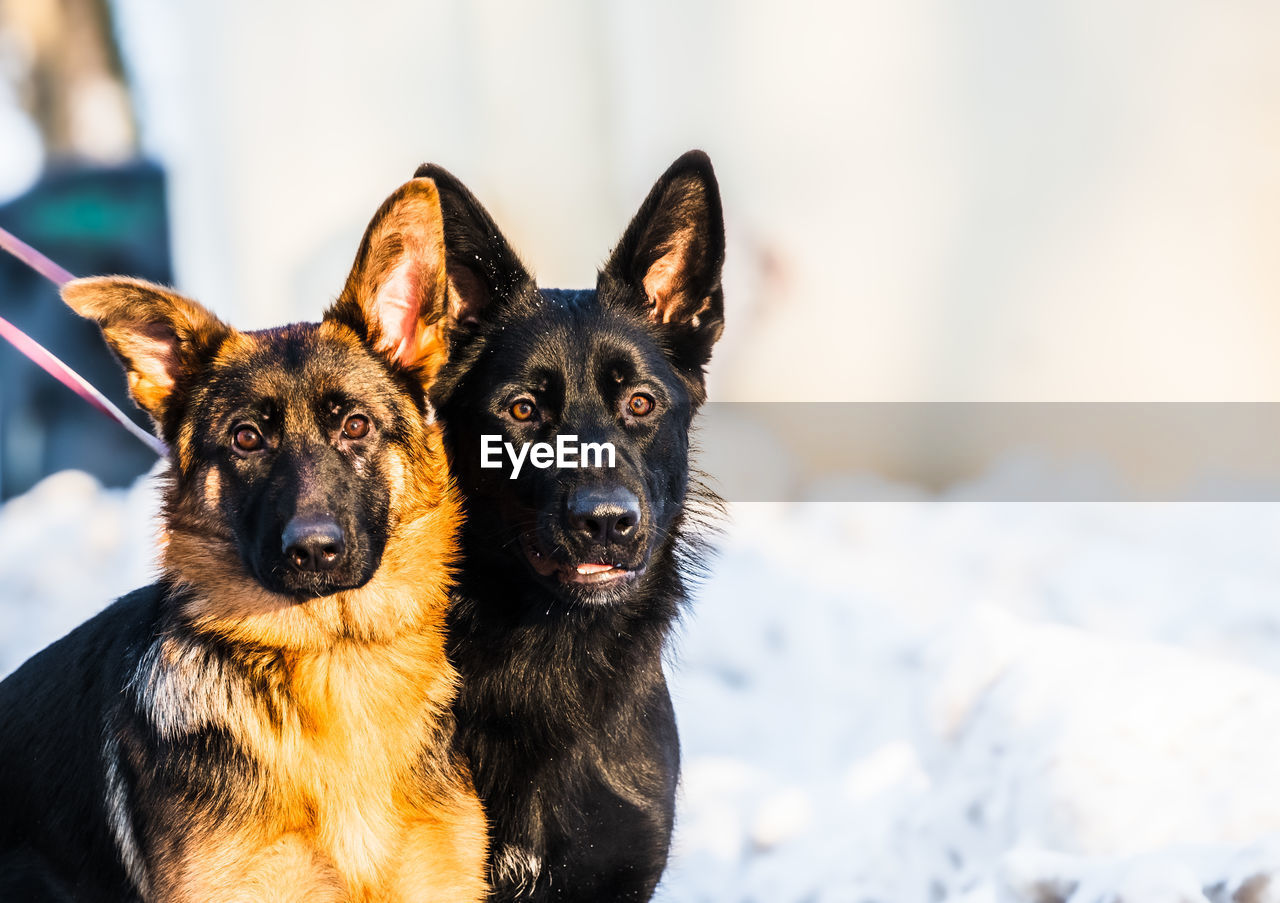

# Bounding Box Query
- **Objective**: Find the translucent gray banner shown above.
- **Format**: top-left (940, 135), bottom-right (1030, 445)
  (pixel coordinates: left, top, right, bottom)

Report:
top-left (693, 403), bottom-right (1280, 501)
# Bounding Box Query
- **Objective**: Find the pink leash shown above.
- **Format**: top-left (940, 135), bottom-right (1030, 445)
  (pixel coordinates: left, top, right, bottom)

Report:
top-left (0, 225), bottom-right (169, 458)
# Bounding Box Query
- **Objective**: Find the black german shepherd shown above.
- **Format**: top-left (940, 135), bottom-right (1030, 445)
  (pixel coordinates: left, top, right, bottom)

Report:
top-left (415, 151), bottom-right (725, 901)
top-left (0, 179), bottom-right (488, 902)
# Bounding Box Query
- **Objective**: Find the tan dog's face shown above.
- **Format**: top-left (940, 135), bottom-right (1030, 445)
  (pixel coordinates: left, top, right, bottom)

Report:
top-left (61, 179), bottom-right (460, 644)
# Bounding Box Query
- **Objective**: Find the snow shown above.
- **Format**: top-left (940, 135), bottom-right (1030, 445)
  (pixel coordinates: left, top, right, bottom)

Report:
top-left (5, 467), bottom-right (1280, 901)
top-left (0, 468), bottom-right (162, 669)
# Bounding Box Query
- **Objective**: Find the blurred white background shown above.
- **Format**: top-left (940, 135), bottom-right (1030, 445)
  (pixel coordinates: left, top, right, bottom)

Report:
top-left (7, 0), bottom-right (1280, 403)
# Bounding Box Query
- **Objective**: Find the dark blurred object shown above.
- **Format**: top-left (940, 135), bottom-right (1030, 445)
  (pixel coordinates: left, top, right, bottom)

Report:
top-left (2, 0), bottom-right (137, 160)
top-left (0, 161), bottom-right (170, 499)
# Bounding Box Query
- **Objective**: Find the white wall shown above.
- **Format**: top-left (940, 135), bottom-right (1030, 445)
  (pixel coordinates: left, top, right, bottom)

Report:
top-left (112, 0), bottom-right (1280, 402)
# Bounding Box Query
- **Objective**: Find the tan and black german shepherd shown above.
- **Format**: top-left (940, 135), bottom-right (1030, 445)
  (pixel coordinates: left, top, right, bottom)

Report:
top-left (0, 179), bottom-right (487, 902)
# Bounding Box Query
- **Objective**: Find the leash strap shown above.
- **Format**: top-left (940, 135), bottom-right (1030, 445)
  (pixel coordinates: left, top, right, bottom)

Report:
top-left (0, 225), bottom-right (168, 458)
top-left (0, 226), bottom-right (76, 286)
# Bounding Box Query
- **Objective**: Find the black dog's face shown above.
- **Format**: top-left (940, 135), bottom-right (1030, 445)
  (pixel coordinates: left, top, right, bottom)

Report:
top-left (425, 151), bottom-right (725, 607)
top-left (441, 295), bottom-right (697, 603)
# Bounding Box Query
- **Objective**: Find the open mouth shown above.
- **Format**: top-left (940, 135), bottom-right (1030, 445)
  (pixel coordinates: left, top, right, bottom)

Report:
top-left (522, 536), bottom-right (644, 588)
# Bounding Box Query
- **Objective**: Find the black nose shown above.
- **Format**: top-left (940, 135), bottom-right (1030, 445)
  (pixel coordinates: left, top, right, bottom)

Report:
top-left (282, 514), bottom-right (346, 572)
top-left (566, 485), bottom-right (641, 545)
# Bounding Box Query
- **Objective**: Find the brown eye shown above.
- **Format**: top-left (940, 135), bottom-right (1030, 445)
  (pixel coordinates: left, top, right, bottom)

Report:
top-left (232, 426), bottom-right (262, 452)
top-left (343, 414), bottom-right (370, 439)
top-left (510, 400), bottom-right (536, 422)
top-left (627, 393), bottom-right (655, 417)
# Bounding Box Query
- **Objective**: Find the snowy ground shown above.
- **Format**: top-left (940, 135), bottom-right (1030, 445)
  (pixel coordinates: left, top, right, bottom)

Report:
top-left (5, 467), bottom-right (1280, 902)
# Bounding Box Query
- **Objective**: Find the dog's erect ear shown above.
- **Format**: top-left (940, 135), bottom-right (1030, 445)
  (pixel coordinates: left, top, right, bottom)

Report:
top-left (601, 150), bottom-right (726, 369)
top-left (61, 277), bottom-right (229, 426)
top-left (328, 178), bottom-right (453, 374)
top-left (412, 163), bottom-right (534, 329)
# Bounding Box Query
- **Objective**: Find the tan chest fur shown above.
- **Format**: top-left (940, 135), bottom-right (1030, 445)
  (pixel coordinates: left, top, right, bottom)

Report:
top-left (142, 628), bottom-right (486, 903)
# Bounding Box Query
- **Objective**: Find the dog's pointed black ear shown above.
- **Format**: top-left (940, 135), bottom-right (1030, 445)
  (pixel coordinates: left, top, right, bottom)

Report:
top-left (412, 163), bottom-right (534, 330)
top-left (327, 177), bottom-right (452, 377)
top-left (601, 150), bottom-right (726, 370)
top-left (61, 277), bottom-right (230, 426)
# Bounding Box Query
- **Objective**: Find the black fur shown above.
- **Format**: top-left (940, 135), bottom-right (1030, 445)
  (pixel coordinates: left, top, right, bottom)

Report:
top-left (0, 588), bottom-right (160, 902)
top-left (419, 151), bottom-right (725, 901)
